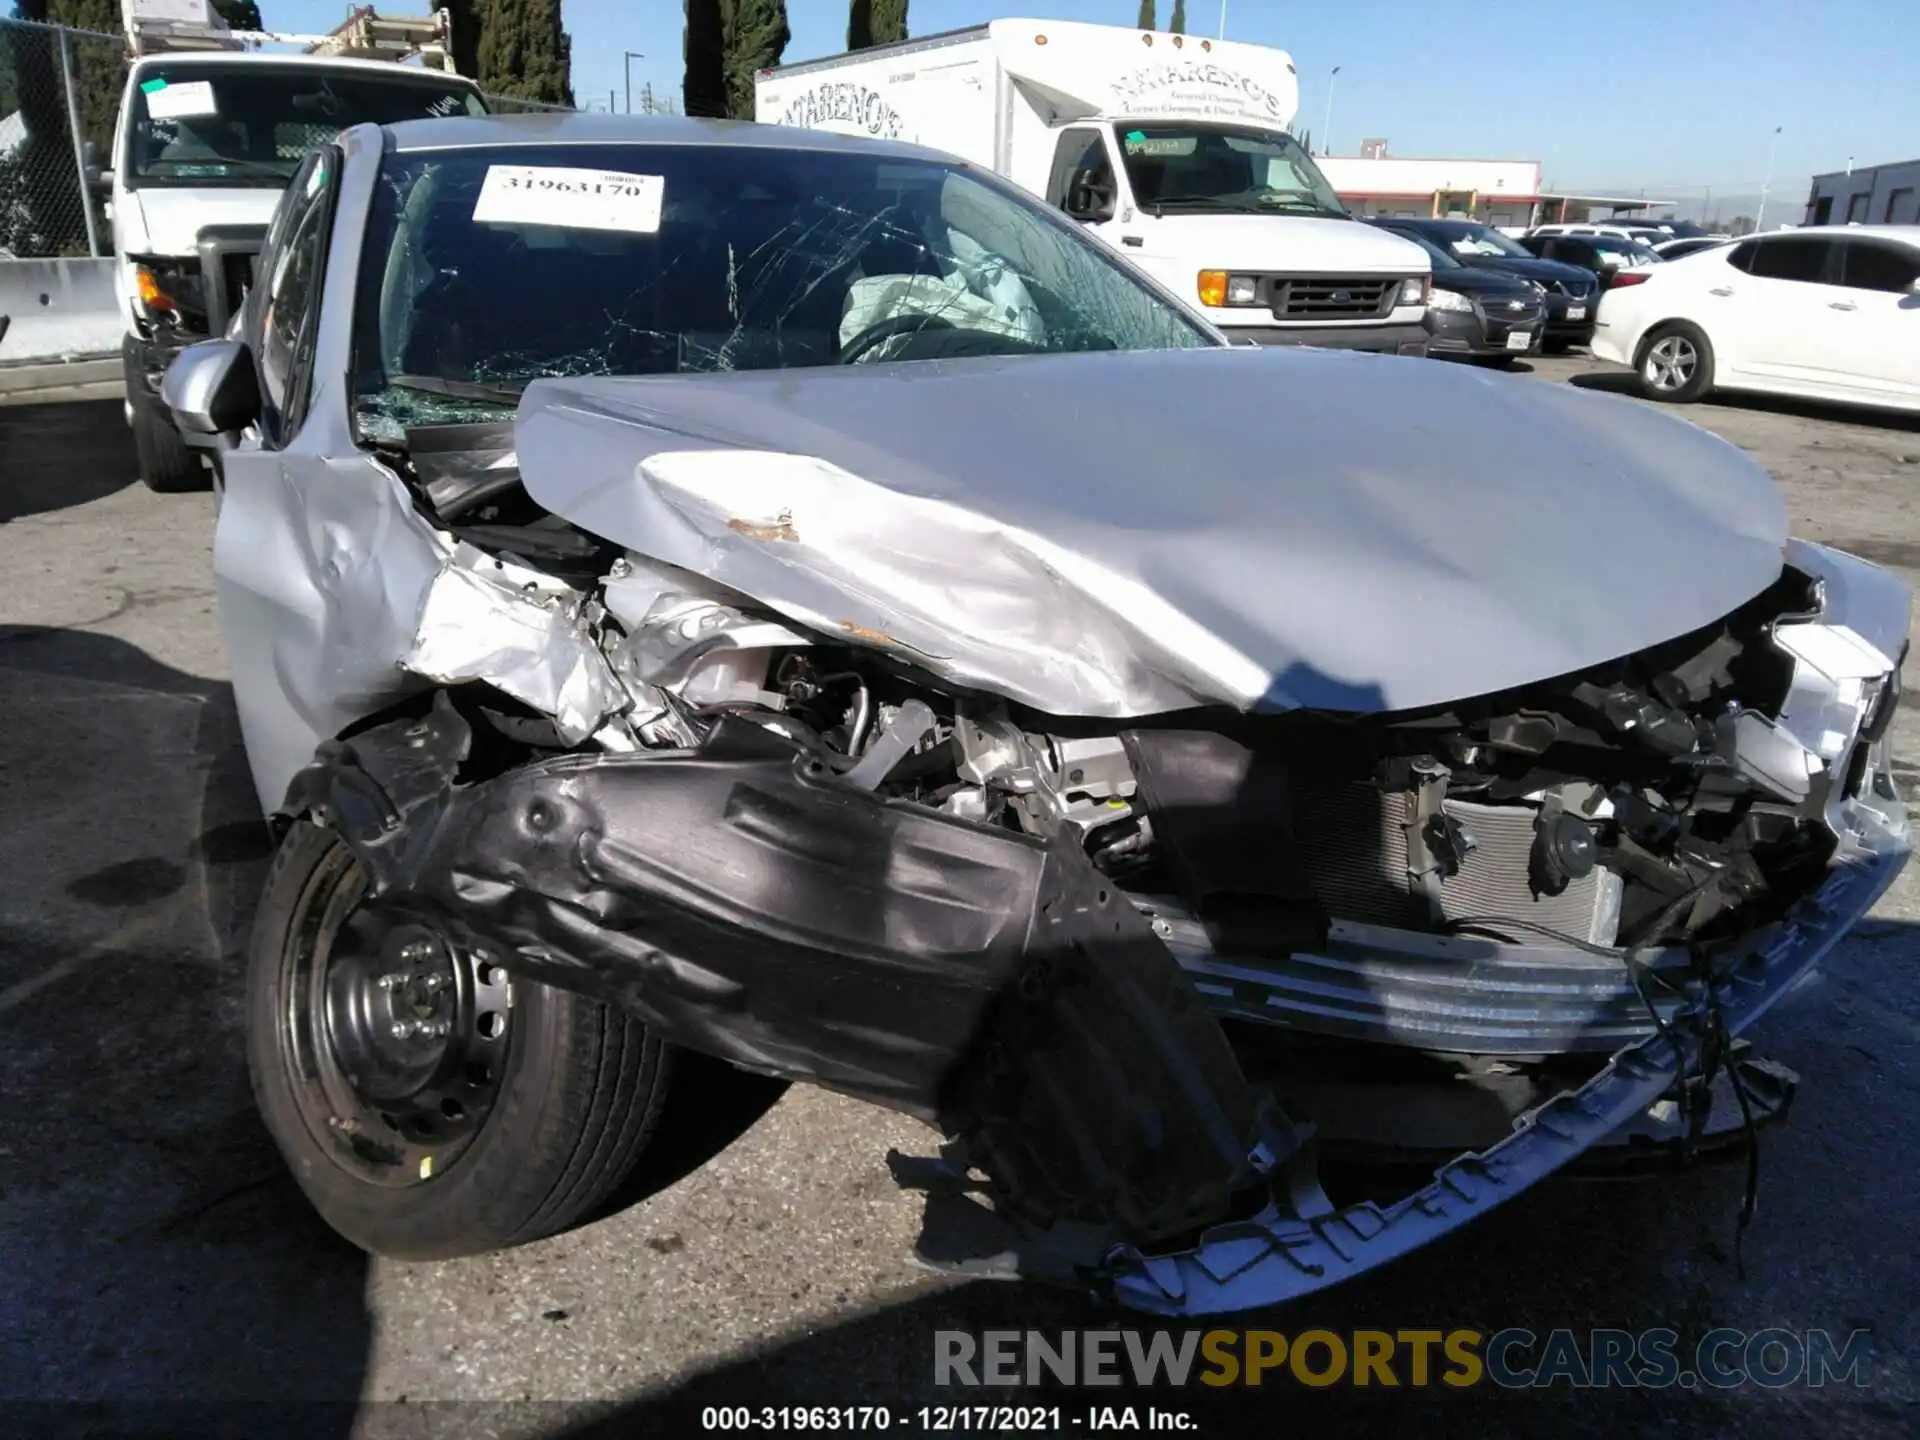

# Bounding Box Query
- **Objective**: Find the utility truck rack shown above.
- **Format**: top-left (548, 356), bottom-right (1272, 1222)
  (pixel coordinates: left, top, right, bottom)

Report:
top-left (122, 0), bottom-right (457, 71)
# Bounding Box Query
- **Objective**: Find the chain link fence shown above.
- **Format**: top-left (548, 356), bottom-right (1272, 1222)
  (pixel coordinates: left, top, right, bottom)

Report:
top-left (0, 17), bottom-right (121, 259)
top-left (479, 91), bottom-right (576, 115)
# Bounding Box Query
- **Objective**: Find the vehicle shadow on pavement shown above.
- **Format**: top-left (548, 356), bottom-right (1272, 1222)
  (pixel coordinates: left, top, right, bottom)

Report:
top-left (0, 624), bottom-right (372, 1435)
top-left (0, 399), bottom-right (139, 523)
top-left (1568, 370), bottom-right (1920, 434)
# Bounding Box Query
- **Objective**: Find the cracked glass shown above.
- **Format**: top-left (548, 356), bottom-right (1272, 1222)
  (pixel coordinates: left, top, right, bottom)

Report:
top-left (348, 142), bottom-right (1217, 441)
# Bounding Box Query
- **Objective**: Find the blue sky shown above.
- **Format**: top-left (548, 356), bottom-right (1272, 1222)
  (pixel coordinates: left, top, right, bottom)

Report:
top-left (268, 0), bottom-right (1920, 204)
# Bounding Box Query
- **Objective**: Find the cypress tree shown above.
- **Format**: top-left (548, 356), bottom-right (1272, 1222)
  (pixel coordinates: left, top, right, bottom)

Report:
top-left (477, 0), bottom-right (573, 106)
top-left (440, 0), bottom-right (483, 78)
top-left (1135, 0), bottom-right (1154, 29)
top-left (722, 0), bottom-right (786, 121)
top-left (683, 0), bottom-right (725, 118)
top-left (870, 0), bottom-right (906, 44)
top-left (1169, 0), bottom-right (1185, 34)
top-left (211, 0), bottom-right (263, 30)
top-left (851, 0), bottom-right (905, 48)
top-left (45, 0), bottom-right (124, 156)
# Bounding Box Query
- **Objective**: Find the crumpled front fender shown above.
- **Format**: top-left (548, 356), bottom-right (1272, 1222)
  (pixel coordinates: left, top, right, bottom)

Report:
top-left (288, 696), bottom-right (1281, 1246)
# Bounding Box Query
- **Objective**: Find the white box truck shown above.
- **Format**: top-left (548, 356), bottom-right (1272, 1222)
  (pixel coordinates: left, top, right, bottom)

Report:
top-left (101, 0), bottom-right (487, 491)
top-left (755, 18), bottom-right (1432, 355)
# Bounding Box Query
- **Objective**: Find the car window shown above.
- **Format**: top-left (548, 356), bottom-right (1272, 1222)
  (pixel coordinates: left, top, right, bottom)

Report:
top-left (1838, 239), bottom-right (1920, 293)
top-left (257, 150), bottom-right (337, 441)
top-left (1743, 237), bottom-right (1835, 284)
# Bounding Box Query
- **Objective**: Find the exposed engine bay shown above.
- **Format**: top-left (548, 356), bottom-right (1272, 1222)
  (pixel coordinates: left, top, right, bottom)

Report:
top-left (266, 396), bottom-right (1911, 1311)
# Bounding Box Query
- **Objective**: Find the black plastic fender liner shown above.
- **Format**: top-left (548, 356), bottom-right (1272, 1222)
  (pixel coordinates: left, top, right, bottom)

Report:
top-left (289, 702), bottom-right (1270, 1244)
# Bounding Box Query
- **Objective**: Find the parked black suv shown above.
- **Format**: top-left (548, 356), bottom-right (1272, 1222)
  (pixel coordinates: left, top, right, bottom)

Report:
top-left (1366, 217), bottom-right (1599, 352)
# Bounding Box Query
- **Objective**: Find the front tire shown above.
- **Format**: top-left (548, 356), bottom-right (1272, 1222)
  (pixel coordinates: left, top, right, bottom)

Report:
top-left (248, 821), bottom-right (674, 1260)
top-left (123, 342), bottom-right (206, 493)
top-left (1635, 322), bottom-right (1715, 403)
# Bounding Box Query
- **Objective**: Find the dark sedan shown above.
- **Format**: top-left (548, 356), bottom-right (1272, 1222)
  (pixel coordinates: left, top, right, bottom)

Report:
top-left (1375, 226), bottom-right (1545, 363)
top-left (1366, 217), bottom-right (1598, 352)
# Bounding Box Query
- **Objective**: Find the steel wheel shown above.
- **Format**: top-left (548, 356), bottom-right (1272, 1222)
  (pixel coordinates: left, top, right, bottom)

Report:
top-left (1642, 334), bottom-right (1698, 393)
top-left (277, 843), bottom-right (512, 1187)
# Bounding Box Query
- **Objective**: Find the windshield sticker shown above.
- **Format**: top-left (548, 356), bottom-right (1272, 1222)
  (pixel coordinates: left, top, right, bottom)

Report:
top-left (472, 166), bottom-right (664, 234)
top-left (1124, 135), bottom-right (1196, 156)
top-left (145, 79), bottom-right (218, 120)
top-left (139, 77), bottom-right (168, 93)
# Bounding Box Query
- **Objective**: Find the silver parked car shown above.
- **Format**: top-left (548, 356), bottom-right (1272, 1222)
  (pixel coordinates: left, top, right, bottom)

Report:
top-left (164, 114), bottom-right (1910, 1314)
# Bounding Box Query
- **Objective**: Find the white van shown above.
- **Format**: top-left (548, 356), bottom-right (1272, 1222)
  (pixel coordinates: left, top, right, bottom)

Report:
top-left (103, 0), bottom-right (486, 490)
top-left (755, 18), bottom-right (1432, 354)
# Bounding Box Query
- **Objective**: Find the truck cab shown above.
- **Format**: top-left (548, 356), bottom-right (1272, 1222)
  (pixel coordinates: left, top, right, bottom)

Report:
top-left (1042, 116), bottom-right (1430, 351)
top-left (756, 18), bottom-right (1432, 355)
top-left (107, 1), bottom-right (486, 490)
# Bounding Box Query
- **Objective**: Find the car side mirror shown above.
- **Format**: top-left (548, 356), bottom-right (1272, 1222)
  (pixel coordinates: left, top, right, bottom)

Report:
top-left (162, 338), bottom-right (261, 443)
top-left (1065, 178), bottom-right (1115, 224)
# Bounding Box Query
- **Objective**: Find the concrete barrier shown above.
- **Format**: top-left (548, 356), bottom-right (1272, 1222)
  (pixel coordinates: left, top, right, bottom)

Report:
top-left (0, 257), bottom-right (122, 366)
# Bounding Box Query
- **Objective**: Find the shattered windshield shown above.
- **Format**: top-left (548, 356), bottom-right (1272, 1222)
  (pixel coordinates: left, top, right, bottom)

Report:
top-left (1112, 123), bottom-right (1347, 217)
top-left (125, 63), bottom-right (484, 188)
top-left (349, 142), bottom-right (1217, 439)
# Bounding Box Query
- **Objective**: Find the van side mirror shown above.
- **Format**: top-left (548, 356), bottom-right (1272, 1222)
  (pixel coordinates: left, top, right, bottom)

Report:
top-left (162, 338), bottom-right (261, 443)
top-left (82, 139), bottom-right (111, 196)
top-left (1065, 177), bottom-right (1115, 225)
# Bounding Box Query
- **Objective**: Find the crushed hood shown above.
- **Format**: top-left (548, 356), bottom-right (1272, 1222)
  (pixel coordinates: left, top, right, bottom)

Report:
top-left (514, 346), bottom-right (1789, 718)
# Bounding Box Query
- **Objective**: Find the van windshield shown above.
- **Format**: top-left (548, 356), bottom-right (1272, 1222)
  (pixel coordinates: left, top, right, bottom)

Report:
top-left (124, 63), bottom-right (485, 188)
top-left (1111, 123), bottom-right (1347, 218)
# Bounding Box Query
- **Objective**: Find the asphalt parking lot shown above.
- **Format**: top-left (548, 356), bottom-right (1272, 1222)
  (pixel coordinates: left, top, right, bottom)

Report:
top-left (2, 353), bottom-right (1918, 1438)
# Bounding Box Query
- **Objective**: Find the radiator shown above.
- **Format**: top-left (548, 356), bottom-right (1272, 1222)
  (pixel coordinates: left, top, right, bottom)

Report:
top-left (1290, 782), bottom-right (1620, 946)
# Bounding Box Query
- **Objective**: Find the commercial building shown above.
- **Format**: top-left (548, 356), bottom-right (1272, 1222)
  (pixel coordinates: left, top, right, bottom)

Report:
top-left (1318, 144), bottom-right (1669, 229)
top-left (1804, 158), bottom-right (1920, 227)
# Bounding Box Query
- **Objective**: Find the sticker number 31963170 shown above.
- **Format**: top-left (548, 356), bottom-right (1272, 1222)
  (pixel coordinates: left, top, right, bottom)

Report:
top-left (472, 166), bottom-right (665, 234)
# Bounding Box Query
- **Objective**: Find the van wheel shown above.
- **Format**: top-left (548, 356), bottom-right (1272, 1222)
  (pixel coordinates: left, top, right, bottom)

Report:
top-left (123, 345), bottom-right (206, 493)
top-left (247, 821), bottom-right (674, 1260)
top-left (1636, 322), bottom-right (1714, 403)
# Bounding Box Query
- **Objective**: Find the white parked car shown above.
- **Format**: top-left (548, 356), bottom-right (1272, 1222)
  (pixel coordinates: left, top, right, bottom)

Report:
top-left (1591, 225), bottom-right (1920, 411)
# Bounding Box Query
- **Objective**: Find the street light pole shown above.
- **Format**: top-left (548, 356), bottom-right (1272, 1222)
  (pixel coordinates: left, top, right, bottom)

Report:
top-left (1321, 66), bottom-right (1341, 156)
top-left (1218, 1), bottom-right (1227, 38)
top-left (624, 50), bottom-right (645, 114)
top-left (1755, 125), bottom-right (1781, 233)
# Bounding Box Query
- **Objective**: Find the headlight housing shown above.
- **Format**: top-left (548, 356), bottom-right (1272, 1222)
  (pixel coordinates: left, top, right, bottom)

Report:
top-left (129, 255), bottom-right (207, 328)
top-left (1397, 276), bottom-right (1430, 306)
top-left (1198, 271), bottom-right (1263, 307)
top-left (1427, 287), bottom-right (1474, 313)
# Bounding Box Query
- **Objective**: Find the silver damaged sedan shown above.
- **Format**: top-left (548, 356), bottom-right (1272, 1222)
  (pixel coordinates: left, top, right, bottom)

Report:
top-left (161, 115), bottom-right (1910, 1314)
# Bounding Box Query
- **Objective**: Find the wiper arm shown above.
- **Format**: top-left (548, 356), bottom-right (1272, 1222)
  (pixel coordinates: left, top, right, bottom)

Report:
top-left (1148, 196), bottom-right (1268, 216)
top-left (1256, 197), bottom-right (1350, 217)
top-left (386, 374), bottom-right (527, 405)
